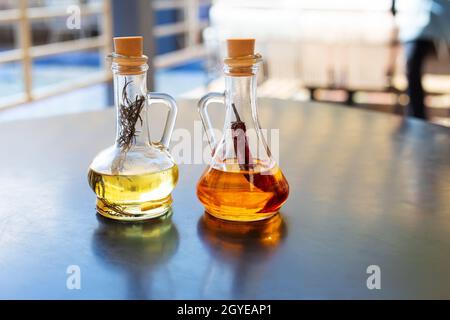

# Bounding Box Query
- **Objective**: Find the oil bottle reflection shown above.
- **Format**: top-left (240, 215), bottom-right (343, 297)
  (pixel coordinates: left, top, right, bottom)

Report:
top-left (92, 210), bottom-right (179, 299)
top-left (197, 212), bottom-right (287, 298)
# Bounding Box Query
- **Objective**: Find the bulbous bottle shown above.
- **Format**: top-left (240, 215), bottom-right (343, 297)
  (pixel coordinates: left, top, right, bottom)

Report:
top-left (197, 39), bottom-right (289, 221)
top-left (88, 36), bottom-right (178, 221)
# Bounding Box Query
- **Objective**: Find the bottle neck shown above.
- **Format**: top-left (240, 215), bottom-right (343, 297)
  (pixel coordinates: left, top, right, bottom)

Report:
top-left (224, 74), bottom-right (258, 127)
top-left (113, 70), bottom-right (150, 149)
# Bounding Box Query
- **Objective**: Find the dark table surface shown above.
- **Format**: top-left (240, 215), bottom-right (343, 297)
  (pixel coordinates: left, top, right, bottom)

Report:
top-left (0, 98), bottom-right (449, 299)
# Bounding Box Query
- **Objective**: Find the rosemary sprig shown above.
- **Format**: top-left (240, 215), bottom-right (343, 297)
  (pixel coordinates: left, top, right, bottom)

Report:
top-left (117, 78), bottom-right (146, 151)
top-left (110, 78), bottom-right (146, 174)
top-left (89, 170), bottom-right (131, 216)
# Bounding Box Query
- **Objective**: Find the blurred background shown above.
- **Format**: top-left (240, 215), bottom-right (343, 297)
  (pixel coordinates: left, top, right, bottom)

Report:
top-left (0, 0), bottom-right (449, 126)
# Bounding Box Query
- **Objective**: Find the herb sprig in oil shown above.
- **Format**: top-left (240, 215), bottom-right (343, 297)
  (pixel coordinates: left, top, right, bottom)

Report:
top-left (117, 78), bottom-right (146, 151)
top-left (111, 77), bottom-right (146, 174)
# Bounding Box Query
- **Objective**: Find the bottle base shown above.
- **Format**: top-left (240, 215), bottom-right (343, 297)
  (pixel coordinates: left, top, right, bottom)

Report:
top-left (204, 208), bottom-right (278, 222)
top-left (96, 195), bottom-right (173, 221)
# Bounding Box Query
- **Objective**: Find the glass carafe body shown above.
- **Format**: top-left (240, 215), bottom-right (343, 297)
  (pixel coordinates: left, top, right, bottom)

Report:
top-left (197, 64), bottom-right (289, 221)
top-left (88, 57), bottom-right (178, 221)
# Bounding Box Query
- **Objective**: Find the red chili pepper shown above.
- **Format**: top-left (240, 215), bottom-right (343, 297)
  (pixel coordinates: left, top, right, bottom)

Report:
top-left (230, 103), bottom-right (288, 213)
top-left (231, 103), bottom-right (254, 171)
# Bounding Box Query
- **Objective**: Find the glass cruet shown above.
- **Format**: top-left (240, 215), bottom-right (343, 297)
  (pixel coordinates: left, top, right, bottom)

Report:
top-left (197, 39), bottom-right (289, 222)
top-left (88, 36), bottom-right (178, 221)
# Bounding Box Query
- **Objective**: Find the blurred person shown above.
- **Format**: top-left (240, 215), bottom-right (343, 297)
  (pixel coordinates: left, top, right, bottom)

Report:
top-left (396, 0), bottom-right (450, 120)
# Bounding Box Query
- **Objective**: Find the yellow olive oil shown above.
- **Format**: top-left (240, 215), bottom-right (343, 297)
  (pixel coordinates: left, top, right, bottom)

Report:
top-left (88, 165), bottom-right (178, 220)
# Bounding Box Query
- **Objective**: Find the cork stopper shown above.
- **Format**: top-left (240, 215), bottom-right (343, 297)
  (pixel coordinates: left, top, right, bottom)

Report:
top-left (111, 36), bottom-right (147, 74)
top-left (113, 36), bottom-right (143, 57)
top-left (224, 38), bottom-right (260, 76)
top-left (226, 38), bottom-right (255, 58)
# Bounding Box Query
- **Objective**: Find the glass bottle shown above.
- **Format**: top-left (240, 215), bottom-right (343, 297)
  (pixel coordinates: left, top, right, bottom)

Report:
top-left (197, 39), bottom-right (289, 222)
top-left (88, 37), bottom-right (178, 221)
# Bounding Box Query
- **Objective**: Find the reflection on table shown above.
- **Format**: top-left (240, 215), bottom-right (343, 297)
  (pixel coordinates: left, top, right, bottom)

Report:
top-left (198, 212), bottom-right (287, 298)
top-left (91, 211), bottom-right (179, 299)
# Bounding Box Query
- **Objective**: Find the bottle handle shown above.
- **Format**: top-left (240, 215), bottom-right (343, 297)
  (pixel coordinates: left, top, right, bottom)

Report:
top-left (147, 92), bottom-right (178, 149)
top-left (198, 92), bottom-right (225, 152)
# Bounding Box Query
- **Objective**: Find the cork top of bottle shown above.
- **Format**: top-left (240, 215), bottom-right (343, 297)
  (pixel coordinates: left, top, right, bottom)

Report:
top-left (226, 38), bottom-right (255, 58)
top-left (110, 36), bottom-right (147, 74)
top-left (113, 36), bottom-right (143, 56)
top-left (224, 38), bottom-right (261, 76)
